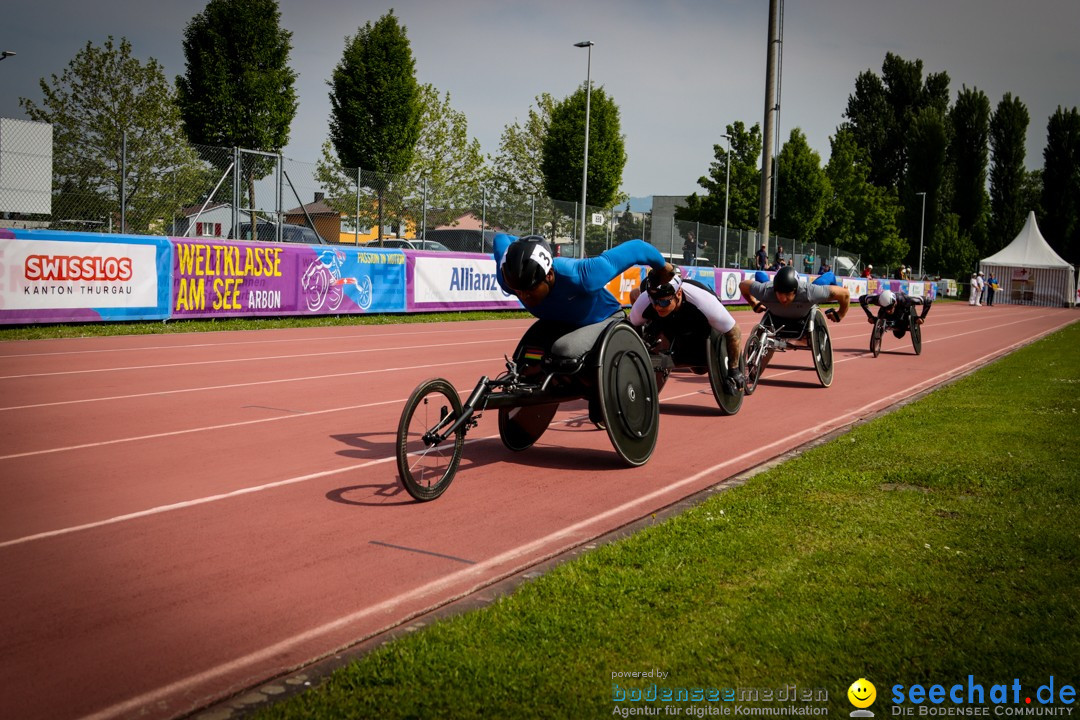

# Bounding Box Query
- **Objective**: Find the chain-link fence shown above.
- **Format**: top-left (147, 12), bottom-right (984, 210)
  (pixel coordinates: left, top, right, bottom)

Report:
top-left (0, 117), bottom-right (859, 272)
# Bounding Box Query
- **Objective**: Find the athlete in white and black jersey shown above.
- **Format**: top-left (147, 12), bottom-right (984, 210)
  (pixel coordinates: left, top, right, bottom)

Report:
top-left (628, 269), bottom-right (744, 394)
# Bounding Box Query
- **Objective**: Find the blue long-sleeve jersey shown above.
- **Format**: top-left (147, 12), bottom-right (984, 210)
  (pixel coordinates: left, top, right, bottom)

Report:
top-left (494, 234), bottom-right (666, 327)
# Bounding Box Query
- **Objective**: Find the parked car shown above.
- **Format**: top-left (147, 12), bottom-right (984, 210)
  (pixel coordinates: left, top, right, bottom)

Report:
top-left (418, 229), bottom-right (496, 254)
top-left (362, 238), bottom-right (452, 252)
top-left (231, 220), bottom-right (327, 244)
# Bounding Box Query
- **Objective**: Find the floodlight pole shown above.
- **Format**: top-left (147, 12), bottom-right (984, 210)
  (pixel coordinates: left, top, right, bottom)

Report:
top-left (917, 191), bottom-right (927, 279)
top-left (721, 133), bottom-right (731, 267)
top-left (575, 40), bottom-right (594, 258)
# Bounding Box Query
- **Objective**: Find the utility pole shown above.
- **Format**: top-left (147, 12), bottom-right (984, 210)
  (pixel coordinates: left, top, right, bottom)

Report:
top-left (758, 0), bottom-right (781, 252)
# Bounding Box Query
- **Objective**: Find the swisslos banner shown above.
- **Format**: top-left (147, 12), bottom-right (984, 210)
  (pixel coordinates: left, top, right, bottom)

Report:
top-left (0, 230), bottom-right (171, 323)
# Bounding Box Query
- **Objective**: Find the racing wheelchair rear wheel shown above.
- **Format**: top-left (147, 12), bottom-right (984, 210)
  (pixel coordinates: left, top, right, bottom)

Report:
top-left (596, 323), bottom-right (660, 466)
top-left (810, 309), bottom-right (835, 388)
top-left (396, 378), bottom-right (466, 501)
top-left (707, 330), bottom-right (745, 415)
top-left (870, 318), bottom-right (885, 358)
top-left (499, 402), bottom-right (559, 452)
top-left (910, 307), bottom-right (922, 355)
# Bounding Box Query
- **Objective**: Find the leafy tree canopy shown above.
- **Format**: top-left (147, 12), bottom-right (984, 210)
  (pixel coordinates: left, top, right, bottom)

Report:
top-left (21, 36), bottom-right (207, 233)
top-left (328, 10), bottom-right (421, 179)
top-left (541, 84), bottom-right (626, 209)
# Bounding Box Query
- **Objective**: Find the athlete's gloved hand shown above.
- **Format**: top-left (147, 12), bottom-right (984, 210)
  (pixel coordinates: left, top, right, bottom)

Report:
top-left (723, 369), bottom-right (745, 396)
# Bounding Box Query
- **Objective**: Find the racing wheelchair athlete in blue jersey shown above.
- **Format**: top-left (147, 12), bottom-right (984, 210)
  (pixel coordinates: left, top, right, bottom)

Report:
top-left (395, 235), bottom-right (673, 501)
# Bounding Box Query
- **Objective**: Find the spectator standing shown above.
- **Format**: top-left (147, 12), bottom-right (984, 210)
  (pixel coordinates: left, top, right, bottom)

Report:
top-left (774, 244), bottom-right (786, 270)
top-left (987, 273), bottom-right (997, 306)
top-left (862, 264), bottom-right (874, 279)
top-left (969, 273), bottom-right (979, 305)
top-left (756, 244), bottom-right (769, 271)
top-left (682, 231), bottom-right (698, 266)
top-left (803, 248), bottom-right (815, 274)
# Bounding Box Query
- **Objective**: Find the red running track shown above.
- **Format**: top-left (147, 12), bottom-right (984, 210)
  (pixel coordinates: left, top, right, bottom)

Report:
top-left (0, 304), bottom-right (1074, 720)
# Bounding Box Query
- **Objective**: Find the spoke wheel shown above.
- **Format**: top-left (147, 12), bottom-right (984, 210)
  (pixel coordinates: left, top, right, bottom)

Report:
top-left (396, 378), bottom-right (465, 501)
top-left (870, 319), bottom-right (884, 357)
top-left (742, 327), bottom-right (766, 395)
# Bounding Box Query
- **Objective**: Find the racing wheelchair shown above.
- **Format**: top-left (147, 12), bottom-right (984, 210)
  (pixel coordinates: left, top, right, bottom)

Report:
top-left (869, 305), bottom-right (922, 357)
top-left (741, 306), bottom-right (837, 394)
top-left (645, 327), bottom-right (745, 415)
top-left (395, 321), bottom-right (659, 502)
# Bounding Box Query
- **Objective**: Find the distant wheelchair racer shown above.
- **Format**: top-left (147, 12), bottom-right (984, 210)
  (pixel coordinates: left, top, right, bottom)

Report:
top-left (860, 289), bottom-right (933, 357)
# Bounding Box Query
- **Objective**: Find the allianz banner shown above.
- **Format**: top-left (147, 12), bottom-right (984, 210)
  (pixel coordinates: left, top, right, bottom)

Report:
top-left (0, 229), bottom-right (171, 324)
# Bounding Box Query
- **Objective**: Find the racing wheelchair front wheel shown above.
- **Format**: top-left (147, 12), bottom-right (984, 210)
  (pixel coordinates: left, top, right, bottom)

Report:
top-left (810, 309), bottom-right (835, 388)
top-left (396, 378), bottom-right (466, 501)
top-left (741, 325), bottom-right (768, 395)
top-left (910, 307), bottom-right (923, 355)
top-left (597, 323), bottom-right (660, 467)
top-left (707, 330), bottom-right (745, 415)
top-left (870, 318), bottom-right (885, 358)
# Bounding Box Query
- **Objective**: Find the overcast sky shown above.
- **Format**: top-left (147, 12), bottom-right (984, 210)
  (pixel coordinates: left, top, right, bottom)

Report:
top-left (2, 0), bottom-right (1078, 199)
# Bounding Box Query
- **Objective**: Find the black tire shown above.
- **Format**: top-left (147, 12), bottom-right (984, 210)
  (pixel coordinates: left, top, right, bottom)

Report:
top-left (910, 307), bottom-right (922, 355)
top-left (499, 402), bottom-right (559, 452)
top-left (810, 309), bottom-right (834, 387)
top-left (742, 326), bottom-right (767, 396)
top-left (396, 378), bottom-right (465, 501)
top-left (597, 323), bottom-right (660, 466)
top-left (870, 318), bottom-right (884, 358)
top-left (707, 330), bottom-right (744, 415)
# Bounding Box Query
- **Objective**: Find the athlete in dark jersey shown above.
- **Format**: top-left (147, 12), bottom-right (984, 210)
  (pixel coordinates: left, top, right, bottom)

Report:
top-left (860, 289), bottom-right (932, 338)
top-left (629, 270), bottom-right (744, 394)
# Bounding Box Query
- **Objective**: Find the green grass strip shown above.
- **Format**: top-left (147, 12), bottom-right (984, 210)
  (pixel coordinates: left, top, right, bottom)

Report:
top-left (252, 321), bottom-right (1079, 719)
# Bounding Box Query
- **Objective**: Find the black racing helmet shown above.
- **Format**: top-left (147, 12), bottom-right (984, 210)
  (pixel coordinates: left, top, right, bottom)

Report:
top-left (644, 268), bottom-right (683, 300)
top-left (501, 235), bottom-right (554, 292)
top-left (773, 265), bottom-right (800, 294)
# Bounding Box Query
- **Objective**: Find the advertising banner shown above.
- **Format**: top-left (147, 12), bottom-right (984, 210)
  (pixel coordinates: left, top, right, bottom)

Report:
top-left (0, 229), bottom-right (170, 323)
top-left (409, 252), bottom-right (523, 311)
top-left (171, 239), bottom-right (407, 318)
top-left (719, 271), bottom-right (743, 302)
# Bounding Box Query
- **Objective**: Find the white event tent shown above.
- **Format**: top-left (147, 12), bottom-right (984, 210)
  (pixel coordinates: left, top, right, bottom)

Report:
top-left (979, 212), bottom-right (1077, 307)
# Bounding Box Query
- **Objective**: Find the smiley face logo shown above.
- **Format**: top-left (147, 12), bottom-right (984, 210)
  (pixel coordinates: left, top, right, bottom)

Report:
top-left (848, 678), bottom-right (876, 708)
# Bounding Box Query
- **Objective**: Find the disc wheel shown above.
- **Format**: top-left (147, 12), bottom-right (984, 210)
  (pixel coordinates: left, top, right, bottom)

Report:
top-left (396, 378), bottom-right (465, 501)
top-left (499, 402), bottom-right (559, 452)
top-left (707, 331), bottom-right (745, 415)
top-left (810, 309), bottom-right (835, 387)
top-left (870, 318), bottom-right (884, 358)
top-left (597, 323), bottom-right (660, 466)
top-left (910, 307), bottom-right (923, 355)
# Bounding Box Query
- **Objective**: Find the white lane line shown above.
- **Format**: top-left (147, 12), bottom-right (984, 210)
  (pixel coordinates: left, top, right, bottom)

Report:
top-left (0, 337), bottom-right (516, 381)
top-left (0, 357), bottom-right (499, 413)
top-left (5, 315), bottom-right (1070, 554)
top-left (0, 325), bottom-right (527, 359)
top-left (73, 325), bottom-right (1067, 720)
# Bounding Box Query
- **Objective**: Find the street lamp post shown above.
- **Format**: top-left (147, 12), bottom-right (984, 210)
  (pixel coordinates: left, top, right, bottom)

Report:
top-left (575, 40), bottom-right (594, 259)
top-left (916, 191), bottom-right (927, 279)
top-left (0, 51), bottom-right (17, 61)
top-left (721, 133), bottom-right (731, 268)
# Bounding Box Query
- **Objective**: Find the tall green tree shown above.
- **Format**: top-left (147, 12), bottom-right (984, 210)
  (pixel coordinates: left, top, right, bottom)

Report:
top-left (905, 107), bottom-right (949, 271)
top-left (772, 128), bottom-right (829, 245)
top-left (677, 121), bottom-right (762, 232)
top-left (843, 52), bottom-right (950, 190)
top-left (816, 127), bottom-right (905, 266)
top-left (328, 10), bottom-right (421, 242)
top-left (176, 0), bottom-right (297, 234)
top-left (488, 93), bottom-right (555, 233)
top-left (947, 86), bottom-right (991, 254)
top-left (988, 93), bottom-right (1030, 254)
top-left (406, 84), bottom-right (488, 230)
top-left (1040, 106), bottom-right (1080, 266)
top-left (20, 36), bottom-right (206, 233)
top-left (541, 84), bottom-right (625, 209)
